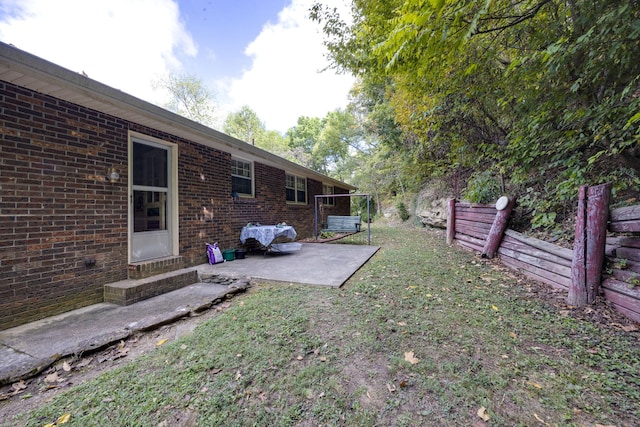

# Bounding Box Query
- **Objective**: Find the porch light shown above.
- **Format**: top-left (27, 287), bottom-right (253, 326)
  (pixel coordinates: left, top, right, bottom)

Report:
top-left (106, 167), bottom-right (120, 183)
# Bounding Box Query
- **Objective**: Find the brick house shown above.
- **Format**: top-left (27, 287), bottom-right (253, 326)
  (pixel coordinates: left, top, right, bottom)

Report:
top-left (0, 43), bottom-right (355, 331)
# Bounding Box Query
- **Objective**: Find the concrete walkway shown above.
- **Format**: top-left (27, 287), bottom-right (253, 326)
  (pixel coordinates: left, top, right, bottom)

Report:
top-left (0, 243), bottom-right (379, 385)
top-left (199, 243), bottom-right (380, 287)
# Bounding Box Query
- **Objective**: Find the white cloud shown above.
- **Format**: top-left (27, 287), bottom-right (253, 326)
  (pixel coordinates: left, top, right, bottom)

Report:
top-left (225, 0), bottom-right (355, 134)
top-left (0, 0), bottom-right (196, 105)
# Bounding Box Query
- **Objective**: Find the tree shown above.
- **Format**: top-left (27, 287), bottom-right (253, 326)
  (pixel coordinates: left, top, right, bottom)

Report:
top-left (224, 106), bottom-right (292, 158)
top-left (223, 105), bottom-right (265, 144)
top-left (154, 73), bottom-right (217, 126)
top-left (313, 0), bottom-right (640, 229)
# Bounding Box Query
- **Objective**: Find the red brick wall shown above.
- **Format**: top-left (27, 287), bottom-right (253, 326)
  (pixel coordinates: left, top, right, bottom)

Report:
top-left (0, 81), bottom-right (351, 330)
top-left (0, 82), bottom-right (130, 329)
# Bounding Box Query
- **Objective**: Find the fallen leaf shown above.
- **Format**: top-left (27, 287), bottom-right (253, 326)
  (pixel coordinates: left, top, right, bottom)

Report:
top-left (235, 370), bottom-right (242, 380)
top-left (62, 361), bottom-right (71, 372)
top-left (622, 324), bottom-right (639, 332)
top-left (296, 355), bottom-right (304, 360)
top-left (399, 380), bottom-right (407, 388)
top-left (527, 381), bottom-right (543, 389)
top-left (404, 351), bottom-right (419, 365)
top-left (509, 332), bottom-right (517, 339)
top-left (57, 413), bottom-right (71, 424)
top-left (386, 383), bottom-right (396, 392)
top-left (11, 380), bottom-right (27, 393)
top-left (180, 344), bottom-right (188, 350)
top-left (319, 356), bottom-right (327, 362)
top-left (44, 372), bottom-right (59, 383)
top-left (156, 338), bottom-right (168, 346)
top-left (595, 424), bottom-right (617, 427)
top-left (491, 305), bottom-right (499, 311)
top-left (398, 322), bottom-right (407, 326)
top-left (477, 406), bottom-right (490, 422)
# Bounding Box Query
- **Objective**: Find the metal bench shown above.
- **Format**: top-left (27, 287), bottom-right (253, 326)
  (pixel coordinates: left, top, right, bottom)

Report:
top-left (322, 215), bottom-right (362, 233)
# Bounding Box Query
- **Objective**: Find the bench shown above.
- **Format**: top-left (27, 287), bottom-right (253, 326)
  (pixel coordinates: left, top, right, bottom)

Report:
top-left (322, 215), bottom-right (362, 233)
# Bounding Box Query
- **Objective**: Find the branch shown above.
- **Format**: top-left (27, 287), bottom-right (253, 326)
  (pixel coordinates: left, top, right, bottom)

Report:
top-left (468, 0), bottom-right (554, 36)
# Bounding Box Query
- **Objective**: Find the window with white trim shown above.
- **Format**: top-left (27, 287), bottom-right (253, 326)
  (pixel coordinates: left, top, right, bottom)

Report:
top-left (286, 173), bottom-right (306, 204)
top-left (231, 158), bottom-right (253, 197)
top-left (322, 183), bottom-right (334, 206)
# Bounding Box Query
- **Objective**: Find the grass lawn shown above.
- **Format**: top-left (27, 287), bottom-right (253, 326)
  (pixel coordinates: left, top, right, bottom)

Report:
top-left (5, 223), bottom-right (640, 426)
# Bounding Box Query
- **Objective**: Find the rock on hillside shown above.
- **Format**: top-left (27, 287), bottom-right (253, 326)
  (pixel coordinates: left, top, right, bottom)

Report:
top-left (415, 187), bottom-right (451, 229)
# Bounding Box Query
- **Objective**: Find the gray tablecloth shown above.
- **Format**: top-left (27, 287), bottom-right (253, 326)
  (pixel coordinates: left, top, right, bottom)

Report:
top-left (240, 225), bottom-right (297, 247)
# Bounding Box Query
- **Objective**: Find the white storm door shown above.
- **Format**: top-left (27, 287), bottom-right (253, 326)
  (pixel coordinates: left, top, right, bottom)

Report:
top-left (131, 140), bottom-right (173, 262)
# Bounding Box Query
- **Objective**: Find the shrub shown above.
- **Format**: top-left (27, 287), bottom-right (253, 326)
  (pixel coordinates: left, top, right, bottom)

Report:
top-left (397, 201), bottom-right (410, 221)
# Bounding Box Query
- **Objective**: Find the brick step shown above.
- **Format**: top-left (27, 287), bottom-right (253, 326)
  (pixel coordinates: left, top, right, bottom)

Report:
top-left (104, 268), bottom-right (198, 306)
top-left (128, 256), bottom-right (185, 280)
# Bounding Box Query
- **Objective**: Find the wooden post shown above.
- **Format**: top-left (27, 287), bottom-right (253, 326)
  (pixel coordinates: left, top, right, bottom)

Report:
top-left (568, 185), bottom-right (588, 306)
top-left (446, 199), bottom-right (456, 245)
top-left (482, 196), bottom-right (516, 258)
top-left (585, 183), bottom-right (612, 303)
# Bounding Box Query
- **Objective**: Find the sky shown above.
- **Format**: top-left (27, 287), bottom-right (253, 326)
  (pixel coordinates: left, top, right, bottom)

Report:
top-left (0, 0), bottom-right (355, 134)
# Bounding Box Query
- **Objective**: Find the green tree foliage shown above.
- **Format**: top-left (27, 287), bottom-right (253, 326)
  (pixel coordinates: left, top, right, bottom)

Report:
top-left (223, 105), bottom-right (266, 144)
top-left (153, 73), bottom-right (217, 126)
top-left (312, 0), bottom-right (640, 229)
top-left (286, 109), bottom-right (364, 176)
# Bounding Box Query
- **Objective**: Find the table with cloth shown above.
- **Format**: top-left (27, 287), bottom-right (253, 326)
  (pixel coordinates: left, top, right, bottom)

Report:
top-left (240, 225), bottom-right (297, 248)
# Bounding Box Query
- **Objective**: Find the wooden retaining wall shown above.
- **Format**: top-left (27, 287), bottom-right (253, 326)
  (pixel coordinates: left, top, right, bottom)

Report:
top-left (453, 202), bottom-right (496, 252)
top-left (451, 201), bottom-right (572, 290)
top-left (448, 193), bottom-right (640, 324)
top-left (603, 206), bottom-right (640, 323)
top-left (498, 230), bottom-right (572, 291)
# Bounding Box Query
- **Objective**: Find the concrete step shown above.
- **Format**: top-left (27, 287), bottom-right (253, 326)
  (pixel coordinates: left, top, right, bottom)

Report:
top-left (104, 268), bottom-right (198, 306)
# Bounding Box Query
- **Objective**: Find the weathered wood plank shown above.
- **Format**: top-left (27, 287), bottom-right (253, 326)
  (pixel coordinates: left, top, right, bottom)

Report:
top-left (602, 277), bottom-right (640, 299)
top-left (601, 281), bottom-right (640, 323)
top-left (610, 204), bottom-right (640, 222)
top-left (455, 210), bottom-right (497, 224)
top-left (455, 233), bottom-right (485, 252)
top-left (497, 246), bottom-right (571, 278)
top-left (482, 196), bottom-right (515, 259)
top-left (604, 300), bottom-right (640, 324)
top-left (608, 220), bottom-right (640, 233)
top-left (569, 184), bottom-right (588, 307)
top-left (616, 247), bottom-right (640, 262)
top-left (617, 237), bottom-right (640, 249)
top-left (605, 257), bottom-right (640, 275)
top-left (585, 183), bottom-right (611, 303)
top-left (457, 240), bottom-right (484, 253)
top-left (446, 199), bottom-right (455, 245)
top-left (455, 224), bottom-right (489, 241)
top-left (504, 229), bottom-right (573, 261)
top-left (608, 268), bottom-right (640, 284)
top-left (456, 218), bottom-right (493, 231)
top-left (455, 202), bottom-right (496, 210)
top-left (500, 254), bottom-right (569, 290)
top-left (500, 237), bottom-right (573, 268)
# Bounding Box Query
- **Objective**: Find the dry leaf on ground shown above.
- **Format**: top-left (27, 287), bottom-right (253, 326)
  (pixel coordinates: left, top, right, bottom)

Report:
top-left (404, 351), bottom-right (419, 364)
top-left (477, 406), bottom-right (490, 421)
